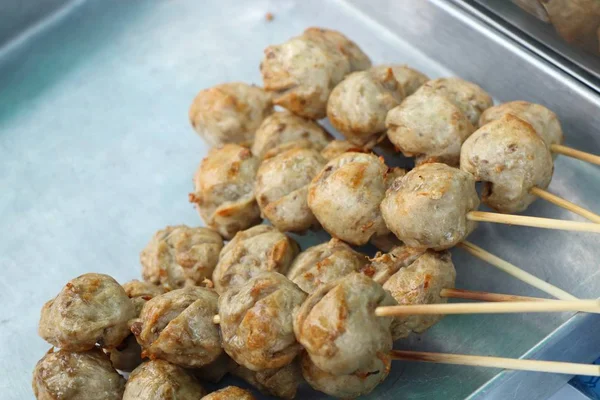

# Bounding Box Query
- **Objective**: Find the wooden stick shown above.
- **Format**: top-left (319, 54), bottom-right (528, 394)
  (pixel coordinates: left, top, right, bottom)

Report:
top-left (439, 288), bottom-right (548, 302)
top-left (530, 187), bottom-right (600, 224)
top-left (213, 315), bottom-right (220, 324)
top-left (457, 241), bottom-right (577, 300)
top-left (390, 350), bottom-right (600, 376)
top-left (466, 211), bottom-right (600, 233)
top-left (551, 144), bottom-right (600, 166)
top-left (374, 299), bottom-right (600, 317)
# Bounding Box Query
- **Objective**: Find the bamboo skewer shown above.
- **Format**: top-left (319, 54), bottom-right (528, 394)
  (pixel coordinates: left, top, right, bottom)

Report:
top-left (439, 288), bottom-right (547, 302)
top-left (466, 211), bottom-right (600, 233)
top-left (390, 350), bottom-right (600, 376)
top-left (374, 299), bottom-right (600, 317)
top-left (530, 187), bottom-right (600, 224)
top-left (457, 241), bottom-right (577, 300)
top-left (551, 144), bottom-right (600, 166)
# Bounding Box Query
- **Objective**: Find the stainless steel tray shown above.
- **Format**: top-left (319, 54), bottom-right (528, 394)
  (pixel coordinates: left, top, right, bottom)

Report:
top-left (1, 0), bottom-right (600, 399)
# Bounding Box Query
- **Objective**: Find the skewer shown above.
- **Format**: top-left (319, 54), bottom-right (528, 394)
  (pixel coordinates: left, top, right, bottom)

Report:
top-left (551, 144), bottom-right (600, 167)
top-left (439, 288), bottom-right (548, 302)
top-left (374, 299), bottom-right (600, 317)
top-left (390, 350), bottom-right (600, 376)
top-left (530, 187), bottom-right (600, 224)
top-left (466, 211), bottom-right (600, 233)
top-left (457, 241), bottom-right (577, 300)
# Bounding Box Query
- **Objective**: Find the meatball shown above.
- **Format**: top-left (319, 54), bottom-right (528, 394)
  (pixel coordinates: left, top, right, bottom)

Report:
top-left (327, 67), bottom-right (405, 148)
top-left (287, 238), bottom-right (368, 293)
top-left (202, 386), bottom-right (255, 400)
top-left (189, 144), bottom-right (261, 239)
top-left (251, 111), bottom-right (331, 159)
top-left (261, 28), bottom-right (368, 119)
top-left (32, 348), bottom-right (125, 400)
top-left (188, 82), bottom-right (273, 146)
top-left (307, 152), bottom-right (392, 245)
top-left (461, 115), bottom-right (554, 213)
top-left (122, 279), bottom-right (165, 316)
top-left (479, 101), bottom-right (564, 148)
top-left (123, 360), bottom-right (206, 400)
top-left (381, 250), bottom-right (456, 339)
top-left (320, 139), bottom-right (364, 160)
top-left (294, 272), bottom-right (396, 375)
top-left (363, 245), bottom-right (426, 285)
top-left (219, 272), bottom-right (307, 371)
top-left (386, 89), bottom-right (475, 166)
top-left (301, 351), bottom-right (391, 398)
top-left (371, 64), bottom-right (429, 96)
top-left (417, 77), bottom-right (493, 125)
top-left (255, 147), bottom-right (326, 232)
top-left (140, 225), bottom-right (223, 290)
top-left (212, 225), bottom-right (299, 294)
top-left (381, 163), bottom-right (480, 250)
top-left (131, 287), bottom-right (221, 368)
top-left (38, 273), bottom-right (135, 351)
top-left (231, 362), bottom-right (302, 400)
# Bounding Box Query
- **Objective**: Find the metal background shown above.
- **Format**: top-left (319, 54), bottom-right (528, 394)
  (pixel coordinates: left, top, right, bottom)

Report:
top-left (1, 0), bottom-right (599, 399)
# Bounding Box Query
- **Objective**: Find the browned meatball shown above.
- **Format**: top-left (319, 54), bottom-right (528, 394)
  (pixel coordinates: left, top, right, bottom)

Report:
top-left (131, 287), bottom-right (221, 368)
top-left (286, 238), bottom-right (368, 293)
top-left (372, 65), bottom-right (429, 96)
top-left (363, 245), bottom-right (426, 285)
top-left (301, 351), bottom-right (391, 398)
top-left (122, 279), bottom-right (165, 315)
top-left (202, 386), bottom-right (256, 400)
top-left (386, 89), bottom-right (475, 166)
top-left (140, 225), bottom-right (223, 290)
top-left (417, 77), bottom-right (493, 126)
top-left (380, 250), bottom-right (456, 339)
top-left (320, 139), bottom-right (364, 160)
top-left (294, 272), bottom-right (396, 375)
top-left (251, 111), bottom-right (331, 159)
top-left (38, 273), bottom-right (135, 351)
top-left (231, 362), bottom-right (302, 400)
top-left (381, 163), bottom-right (480, 250)
top-left (212, 225), bottom-right (299, 294)
top-left (461, 115), bottom-right (554, 213)
top-left (255, 147), bottom-right (326, 232)
top-left (261, 28), bottom-right (369, 119)
top-left (219, 272), bottom-right (306, 371)
top-left (189, 144), bottom-right (261, 239)
top-left (327, 67), bottom-right (405, 148)
top-left (123, 360), bottom-right (206, 400)
top-left (307, 152), bottom-right (393, 245)
top-left (479, 101), bottom-right (564, 148)
top-left (32, 348), bottom-right (125, 400)
top-left (189, 82), bottom-right (273, 146)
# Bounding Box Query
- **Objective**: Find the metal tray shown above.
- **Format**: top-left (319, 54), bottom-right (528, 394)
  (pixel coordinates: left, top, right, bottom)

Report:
top-left (1, 0), bottom-right (599, 399)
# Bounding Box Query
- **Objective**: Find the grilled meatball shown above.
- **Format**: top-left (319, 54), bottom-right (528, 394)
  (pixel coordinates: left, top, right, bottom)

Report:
top-left (301, 351), bottom-right (391, 398)
top-left (231, 362), bottom-right (302, 400)
top-left (202, 386), bottom-right (255, 400)
top-left (381, 163), bottom-right (480, 250)
top-left (320, 139), bottom-right (364, 160)
top-left (38, 273), bottom-right (135, 351)
top-left (386, 89), bottom-right (475, 166)
top-left (188, 82), bottom-right (273, 146)
top-left (382, 250), bottom-right (456, 339)
top-left (140, 225), bottom-right (223, 290)
top-left (123, 360), bottom-right (206, 400)
top-left (122, 279), bottom-right (165, 316)
top-left (131, 287), bottom-right (221, 368)
top-left (287, 238), bottom-right (368, 293)
top-left (32, 349), bottom-right (125, 400)
top-left (261, 28), bottom-right (369, 119)
top-left (364, 245), bottom-right (426, 285)
top-left (327, 67), bottom-right (405, 148)
top-left (251, 111), bottom-right (331, 159)
top-left (417, 77), bottom-right (493, 125)
top-left (255, 147), bottom-right (326, 232)
top-left (294, 272), bottom-right (396, 375)
top-left (479, 101), bottom-right (564, 148)
top-left (308, 152), bottom-right (392, 245)
top-left (212, 225), bottom-right (299, 294)
top-left (219, 272), bottom-right (307, 371)
top-left (189, 144), bottom-right (261, 239)
top-left (461, 115), bottom-right (554, 213)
